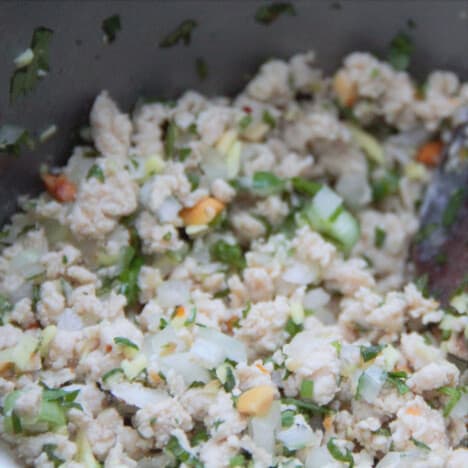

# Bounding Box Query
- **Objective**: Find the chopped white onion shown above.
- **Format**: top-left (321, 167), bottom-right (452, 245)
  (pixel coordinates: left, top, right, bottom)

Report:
top-left (312, 185), bottom-right (343, 221)
top-left (197, 327), bottom-right (247, 363)
top-left (277, 419), bottom-right (317, 450)
top-left (282, 262), bottom-right (319, 285)
top-left (160, 352), bottom-right (211, 385)
top-left (200, 146), bottom-right (229, 182)
top-left (110, 382), bottom-right (168, 408)
top-left (357, 365), bottom-right (387, 403)
top-left (190, 338), bottom-right (226, 369)
top-left (335, 171), bottom-right (371, 209)
top-left (10, 249), bottom-right (45, 278)
top-left (157, 280), bottom-right (190, 308)
top-left (157, 197), bottom-right (182, 223)
top-left (303, 288), bottom-right (330, 310)
top-left (249, 400), bottom-right (281, 453)
top-left (305, 447), bottom-right (336, 468)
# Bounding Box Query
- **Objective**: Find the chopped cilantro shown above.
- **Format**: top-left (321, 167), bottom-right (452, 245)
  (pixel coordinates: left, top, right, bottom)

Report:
top-left (165, 435), bottom-right (203, 467)
top-left (252, 171), bottom-right (285, 196)
top-left (386, 371), bottom-right (409, 395)
top-left (442, 188), bottom-right (464, 228)
top-left (223, 366), bottom-right (236, 392)
top-left (118, 246), bottom-right (144, 307)
top-left (374, 226), bottom-right (386, 248)
top-left (255, 2), bottom-right (296, 25)
top-left (281, 398), bottom-right (332, 416)
top-left (164, 120), bottom-right (177, 159)
top-left (360, 344), bottom-right (384, 362)
top-left (113, 336), bottom-right (139, 350)
top-left (371, 170), bottom-right (399, 202)
top-left (0, 294), bottom-right (12, 325)
top-left (178, 147), bottom-right (191, 161)
top-left (191, 426), bottom-right (209, 446)
top-left (42, 387), bottom-right (82, 411)
top-left (239, 114), bottom-right (253, 130)
top-left (285, 318), bottom-right (303, 337)
top-left (229, 454), bottom-right (247, 467)
top-left (0, 125), bottom-right (34, 156)
top-left (195, 57), bottom-right (208, 80)
top-left (42, 444), bottom-right (64, 468)
top-left (327, 437), bottom-right (354, 467)
top-left (262, 109), bottom-right (276, 128)
top-left (281, 409), bottom-right (295, 428)
top-left (102, 14), bottom-right (121, 43)
top-left (291, 177), bottom-right (322, 197)
top-left (162, 231), bottom-right (172, 241)
top-left (10, 411), bottom-right (22, 434)
top-left (86, 164), bottom-right (105, 182)
top-left (102, 367), bottom-right (124, 382)
top-left (411, 438), bottom-right (430, 451)
top-left (414, 273), bottom-right (430, 298)
top-left (210, 240), bottom-right (245, 270)
top-left (387, 32), bottom-right (413, 71)
top-left (438, 386), bottom-right (463, 417)
top-left (331, 340), bottom-right (342, 356)
top-left (10, 27), bottom-right (54, 102)
top-left (300, 380), bottom-right (314, 399)
top-left (160, 20), bottom-right (198, 47)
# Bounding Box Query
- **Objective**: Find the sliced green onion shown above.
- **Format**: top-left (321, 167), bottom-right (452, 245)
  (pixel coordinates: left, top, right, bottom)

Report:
top-left (300, 380), bottom-right (314, 399)
top-left (327, 437), bottom-right (354, 467)
top-left (113, 336), bottom-right (139, 350)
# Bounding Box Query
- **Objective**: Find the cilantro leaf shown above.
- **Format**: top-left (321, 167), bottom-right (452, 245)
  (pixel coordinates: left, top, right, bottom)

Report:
top-left (387, 32), bottom-right (413, 71)
top-left (327, 437), bottom-right (354, 468)
top-left (210, 240), bottom-right (246, 270)
top-left (114, 336), bottom-right (139, 350)
top-left (360, 344), bottom-right (384, 362)
top-left (262, 110), bottom-right (276, 128)
top-left (252, 171), bottom-right (285, 196)
top-left (164, 120), bottom-right (177, 158)
top-left (102, 14), bottom-right (121, 43)
top-left (118, 250), bottom-right (144, 307)
top-left (282, 397), bottom-right (332, 416)
top-left (438, 386), bottom-right (462, 417)
top-left (291, 177), bottom-right (322, 197)
top-left (255, 2), bottom-right (296, 25)
top-left (411, 438), bottom-right (431, 451)
top-left (10, 27), bottom-right (54, 102)
top-left (371, 170), bottom-right (399, 202)
top-left (386, 371), bottom-right (409, 395)
top-left (42, 444), bottom-right (64, 468)
top-left (374, 226), bottom-right (386, 248)
top-left (0, 125), bottom-right (33, 156)
top-left (86, 164), bottom-right (105, 182)
top-left (160, 20), bottom-right (198, 48)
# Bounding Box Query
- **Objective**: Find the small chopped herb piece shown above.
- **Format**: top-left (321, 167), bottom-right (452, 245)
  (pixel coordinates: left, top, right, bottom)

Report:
top-left (331, 340), bottom-right (342, 356)
top-left (210, 240), bottom-right (246, 270)
top-left (327, 437), bottom-right (354, 467)
top-left (42, 387), bottom-right (82, 411)
top-left (43, 444), bottom-right (64, 468)
top-left (387, 32), bottom-right (413, 71)
top-left (10, 411), bottom-right (22, 434)
top-left (360, 344), bottom-right (384, 362)
top-left (10, 27), bottom-right (54, 102)
top-left (386, 371), bottom-right (409, 395)
top-left (102, 14), bottom-right (121, 43)
top-left (191, 426), bottom-right (209, 446)
top-left (291, 177), bottom-right (322, 196)
top-left (102, 367), bottom-right (124, 382)
top-left (300, 380), bottom-right (314, 399)
top-left (415, 222), bottom-right (438, 243)
top-left (252, 171), bottom-right (285, 196)
top-left (282, 398), bottom-right (332, 416)
top-left (285, 318), bottom-right (303, 337)
top-left (114, 336), bottom-right (139, 350)
top-left (442, 188), bottom-right (464, 228)
top-left (118, 247), bottom-right (144, 307)
top-left (262, 109), bottom-right (276, 128)
top-left (86, 164), bottom-right (105, 182)
top-left (0, 294), bottom-right (12, 325)
top-left (412, 438), bottom-right (431, 451)
top-left (255, 2), bottom-right (296, 25)
top-left (438, 386), bottom-right (462, 417)
top-left (223, 366), bottom-right (236, 392)
top-left (160, 19), bottom-right (198, 47)
top-left (415, 273), bottom-right (430, 298)
top-left (184, 307), bottom-right (197, 326)
top-left (178, 147), bottom-right (191, 161)
top-left (242, 303), bottom-right (251, 319)
top-left (195, 57), bottom-right (208, 80)
top-left (374, 226), bottom-right (386, 248)
top-left (163, 231), bottom-right (172, 241)
top-left (229, 454), bottom-right (247, 467)
top-left (281, 410), bottom-right (295, 428)
top-left (239, 114), bottom-right (253, 130)
top-left (164, 120), bottom-right (177, 158)
top-left (371, 170), bottom-right (399, 202)
top-left (165, 435), bottom-right (203, 467)
top-left (186, 171), bottom-right (200, 190)
top-left (0, 125), bottom-right (33, 156)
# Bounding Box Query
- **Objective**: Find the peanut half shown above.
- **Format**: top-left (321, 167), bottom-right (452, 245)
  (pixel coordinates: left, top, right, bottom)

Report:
top-left (179, 197), bottom-right (225, 226)
top-left (237, 385), bottom-right (275, 417)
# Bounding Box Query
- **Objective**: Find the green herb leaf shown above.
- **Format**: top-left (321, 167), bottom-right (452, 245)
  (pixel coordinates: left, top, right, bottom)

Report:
top-left (239, 114), bottom-right (253, 130)
top-left (282, 398), bottom-right (331, 416)
top-left (114, 336), bottom-right (139, 350)
top-left (160, 20), bottom-right (198, 47)
top-left (387, 32), bottom-right (413, 71)
top-left (223, 366), bottom-right (236, 393)
top-left (102, 14), bottom-right (121, 43)
top-left (10, 411), bottom-right (22, 434)
top-left (360, 344), bottom-right (384, 362)
top-left (255, 2), bottom-right (296, 25)
top-left (300, 380), bottom-right (314, 399)
top-left (165, 435), bottom-right (203, 467)
top-left (195, 57), bottom-right (208, 80)
top-left (291, 177), bottom-right (322, 196)
top-left (191, 426), bottom-right (209, 446)
top-left (210, 240), bottom-right (246, 270)
top-left (86, 164), bottom-right (105, 182)
top-left (10, 27), bottom-right (54, 102)
top-left (415, 273), bottom-right (430, 298)
top-left (374, 226), bottom-right (386, 248)
top-left (411, 438), bottom-right (431, 451)
top-left (386, 372), bottom-right (409, 395)
top-left (229, 454), bottom-right (247, 468)
top-left (262, 110), bottom-right (276, 128)
top-left (371, 170), bottom-right (399, 202)
top-left (285, 318), bottom-right (303, 337)
top-left (0, 125), bottom-right (33, 156)
top-left (102, 367), bottom-right (124, 382)
top-left (43, 444), bottom-right (64, 468)
top-left (164, 120), bottom-right (177, 158)
top-left (438, 386), bottom-right (462, 417)
top-left (178, 147), bottom-right (191, 161)
top-left (0, 294), bottom-right (12, 325)
top-left (252, 171), bottom-right (285, 196)
top-left (118, 246), bottom-right (144, 307)
top-left (327, 437), bottom-right (354, 468)
top-left (442, 188), bottom-right (464, 228)
top-left (281, 409), bottom-right (295, 428)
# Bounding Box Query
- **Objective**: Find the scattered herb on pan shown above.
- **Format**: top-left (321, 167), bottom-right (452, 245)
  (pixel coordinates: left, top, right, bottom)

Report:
top-left (195, 57), bottom-right (208, 80)
top-left (0, 125), bottom-right (34, 156)
top-left (387, 31), bottom-right (413, 71)
top-left (102, 14), bottom-right (121, 43)
top-left (160, 19), bottom-right (198, 47)
top-left (262, 109), bottom-right (276, 128)
top-left (10, 27), bottom-right (54, 102)
top-left (255, 2), bottom-right (296, 25)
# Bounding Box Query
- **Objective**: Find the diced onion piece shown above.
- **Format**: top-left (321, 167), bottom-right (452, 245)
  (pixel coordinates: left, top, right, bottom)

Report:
top-left (185, 224), bottom-right (209, 237)
top-left (121, 353), bottom-right (147, 380)
top-left (277, 419), bottom-right (317, 450)
top-left (290, 302), bottom-right (304, 325)
top-left (76, 429), bottom-right (102, 468)
top-left (227, 141), bottom-right (242, 178)
top-left (356, 365), bottom-right (387, 403)
top-left (39, 326), bottom-right (57, 357)
top-left (10, 249), bottom-right (45, 278)
top-left (190, 338), bottom-right (226, 369)
top-left (197, 327), bottom-right (247, 363)
top-left (312, 186), bottom-right (343, 221)
top-left (348, 124), bottom-right (385, 165)
top-left (0, 335), bottom-right (39, 372)
top-left (328, 210), bottom-right (360, 255)
top-left (305, 447), bottom-right (335, 468)
top-left (381, 345), bottom-right (400, 371)
top-left (157, 196), bottom-right (182, 223)
top-left (157, 280), bottom-right (190, 308)
top-left (283, 263), bottom-right (319, 285)
top-left (161, 352), bottom-right (211, 385)
top-left (109, 382), bottom-right (169, 408)
top-left (216, 130), bottom-right (238, 156)
top-left (243, 122), bottom-right (269, 142)
top-left (450, 293), bottom-right (468, 314)
top-left (335, 171), bottom-right (371, 209)
top-left (249, 400), bottom-right (281, 453)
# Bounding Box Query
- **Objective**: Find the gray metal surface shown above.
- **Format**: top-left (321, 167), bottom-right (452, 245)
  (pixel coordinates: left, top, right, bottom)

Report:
top-left (1, 0), bottom-right (468, 224)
